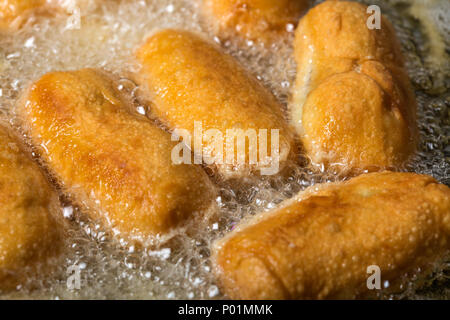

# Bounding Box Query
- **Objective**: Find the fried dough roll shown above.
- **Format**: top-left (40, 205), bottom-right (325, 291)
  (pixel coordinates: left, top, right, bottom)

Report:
top-left (136, 29), bottom-right (295, 178)
top-left (16, 69), bottom-right (216, 244)
top-left (212, 171), bottom-right (450, 299)
top-left (200, 0), bottom-right (309, 43)
top-left (291, 1), bottom-right (418, 171)
top-left (0, 124), bottom-right (64, 291)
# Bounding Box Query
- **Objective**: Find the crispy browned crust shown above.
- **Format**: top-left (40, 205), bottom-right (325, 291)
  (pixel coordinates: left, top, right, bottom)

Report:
top-left (0, 0), bottom-right (44, 28)
top-left (0, 124), bottom-right (64, 292)
top-left (212, 171), bottom-right (450, 299)
top-left (0, 0), bottom-right (61, 30)
top-left (291, 1), bottom-right (418, 171)
top-left (135, 29), bottom-right (296, 179)
top-left (15, 68), bottom-right (217, 244)
top-left (201, 0), bottom-right (309, 43)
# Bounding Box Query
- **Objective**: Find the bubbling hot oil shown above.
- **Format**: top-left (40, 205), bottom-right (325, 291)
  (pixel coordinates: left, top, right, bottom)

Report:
top-left (0, 0), bottom-right (449, 299)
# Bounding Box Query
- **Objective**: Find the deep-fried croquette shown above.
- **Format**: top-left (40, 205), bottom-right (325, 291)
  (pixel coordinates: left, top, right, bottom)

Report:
top-left (135, 29), bottom-right (295, 178)
top-left (16, 68), bottom-right (217, 244)
top-left (212, 171), bottom-right (450, 299)
top-left (291, 1), bottom-right (418, 171)
top-left (201, 0), bottom-right (309, 43)
top-left (0, 124), bottom-right (63, 291)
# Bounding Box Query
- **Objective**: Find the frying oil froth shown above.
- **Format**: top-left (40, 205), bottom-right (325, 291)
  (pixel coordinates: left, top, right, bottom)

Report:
top-left (0, 0), bottom-right (449, 299)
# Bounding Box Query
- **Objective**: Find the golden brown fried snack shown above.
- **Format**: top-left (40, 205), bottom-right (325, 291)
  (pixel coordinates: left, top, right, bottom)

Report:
top-left (0, 0), bottom-right (64, 30)
top-left (200, 0), bottom-right (308, 43)
top-left (0, 0), bottom-right (99, 30)
top-left (291, 1), bottom-right (418, 171)
top-left (135, 29), bottom-right (295, 178)
top-left (16, 68), bottom-right (216, 244)
top-left (0, 124), bottom-right (63, 292)
top-left (212, 171), bottom-right (450, 299)
top-left (0, 0), bottom-right (45, 29)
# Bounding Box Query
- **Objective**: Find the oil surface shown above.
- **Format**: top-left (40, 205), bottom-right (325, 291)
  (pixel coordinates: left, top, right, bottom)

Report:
top-left (0, 0), bottom-right (448, 299)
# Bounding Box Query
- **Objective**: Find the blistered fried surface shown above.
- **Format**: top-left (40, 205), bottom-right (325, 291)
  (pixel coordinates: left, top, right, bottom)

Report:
top-left (213, 171), bottom-right (450, 299)
top-left (16, 68), bottom-right (216, 244)
top-left (0, 0), bottom-right (46, 29)
top-left (0, 124), bottom-right (63, 292)
top-left (200, 0), bottom-right (309, 43)
top-left (291, 1), bottom-right (418, 171)
top-left (136, 29), bottom-right (296, 178)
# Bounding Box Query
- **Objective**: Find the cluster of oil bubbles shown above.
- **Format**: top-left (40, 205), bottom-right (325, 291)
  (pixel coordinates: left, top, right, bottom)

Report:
top-left (0, 0), bottom-right (448, 299)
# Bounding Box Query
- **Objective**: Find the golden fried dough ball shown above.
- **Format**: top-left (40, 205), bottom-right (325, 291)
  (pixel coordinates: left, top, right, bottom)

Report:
top-left (0, 124), bottom-right (64, 292)
top-left (135, 29), bottom-right (296, 179)
top-left (16, 69), bottom-right (217, 244)
top-left (212, 171), bottom-right (450, 299)
top-left (200, 0), bottom-right (309, 43)
top-left (291, 1), bottom-right (418, 172)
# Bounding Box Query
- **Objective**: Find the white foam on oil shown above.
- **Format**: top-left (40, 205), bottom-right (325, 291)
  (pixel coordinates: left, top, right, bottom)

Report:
top-left (0, 0), bottom-right (448, 299)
